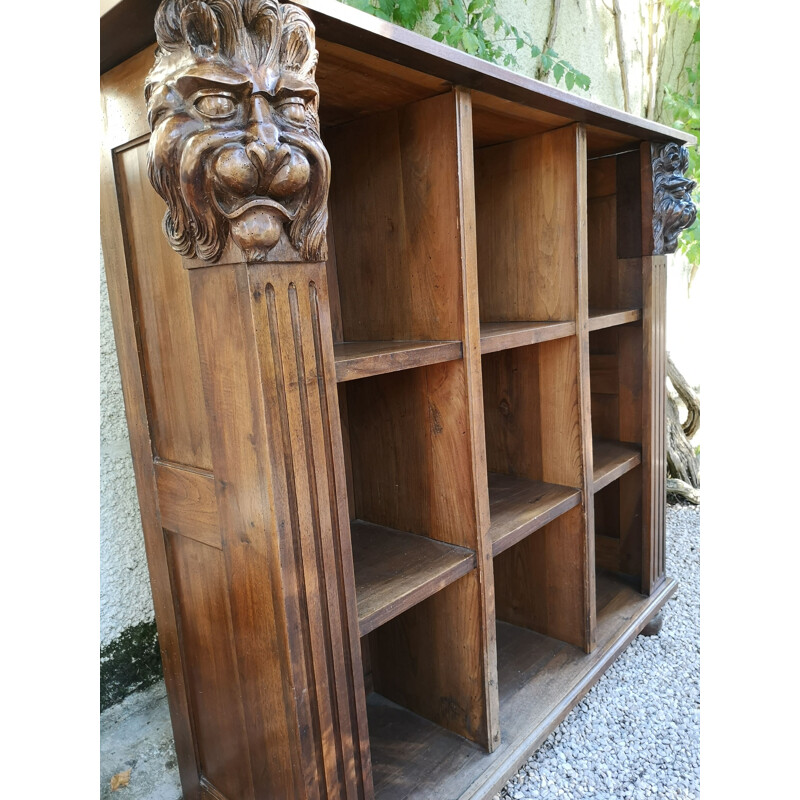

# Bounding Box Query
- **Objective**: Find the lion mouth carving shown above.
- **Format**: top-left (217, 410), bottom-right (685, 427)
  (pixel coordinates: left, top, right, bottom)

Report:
top-left (144, 0), bottom-right (330, 263)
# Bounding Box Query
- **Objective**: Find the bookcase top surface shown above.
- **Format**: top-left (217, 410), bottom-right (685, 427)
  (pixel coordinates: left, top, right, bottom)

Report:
top-left (101, 0), bottom-right (695, 147)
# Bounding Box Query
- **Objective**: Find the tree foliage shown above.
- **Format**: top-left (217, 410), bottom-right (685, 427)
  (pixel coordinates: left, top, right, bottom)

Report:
top-left (342, 0), bottom-right (590, 90)
top-left (661, 0), bottom-right (700, 285)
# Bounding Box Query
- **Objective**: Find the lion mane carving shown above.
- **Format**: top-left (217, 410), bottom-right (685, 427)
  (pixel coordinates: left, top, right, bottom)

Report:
top-left (652, 142), bottom-right (697, 256)
top-left (145, 0), bottom-right (330, 263)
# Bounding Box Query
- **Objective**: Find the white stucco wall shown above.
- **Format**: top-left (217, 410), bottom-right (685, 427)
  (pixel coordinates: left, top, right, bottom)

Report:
top-left (99, 0), bottom-right (699, 649)
top-left (100, 251), bottom-right (154, 647)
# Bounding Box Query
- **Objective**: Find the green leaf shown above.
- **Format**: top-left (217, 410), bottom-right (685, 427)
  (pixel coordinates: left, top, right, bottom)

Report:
top-left (462, 29), bottom-right (481, 53)
top-left (552, 62), bottom-right (565, 82)
top-left (565, 71), bottom-right (575, 90)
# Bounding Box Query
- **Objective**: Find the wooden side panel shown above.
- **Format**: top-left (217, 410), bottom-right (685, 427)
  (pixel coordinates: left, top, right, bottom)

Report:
top-left (474, 126), bottom-right (579, 322)
top-left (326, 92), bottom-right (463, 342)
top-left (189, 263), bottom-right (372, 799)
top-left (101, 50), bottom-right (201, 797)
top-left (116, 143), bottom-right (212, 470)
top-left (166, 533), bottom-right (254, 800)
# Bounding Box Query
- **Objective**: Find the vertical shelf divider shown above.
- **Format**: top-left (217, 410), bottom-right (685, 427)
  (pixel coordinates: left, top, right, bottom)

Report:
top-left (327, 88), bottom-right (500, 752)
top-left (575, 125), bottom-right (598, 654)
top-left (454, 86), bottom-right (501, 750)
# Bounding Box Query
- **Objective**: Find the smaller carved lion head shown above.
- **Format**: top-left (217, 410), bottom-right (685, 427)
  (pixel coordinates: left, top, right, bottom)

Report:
top-left (652, 143), bottom-right (697, 255)
top-left (145, 0), bottom-right (330, 263)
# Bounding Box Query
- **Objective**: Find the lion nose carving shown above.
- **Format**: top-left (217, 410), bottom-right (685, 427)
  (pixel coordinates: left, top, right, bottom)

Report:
top-left (246, 95), bottom-right (279, 167)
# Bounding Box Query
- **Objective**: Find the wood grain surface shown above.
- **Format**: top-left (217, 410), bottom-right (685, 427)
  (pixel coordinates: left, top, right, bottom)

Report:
top-left (352, 521), bottom-right (476, 636)
top-left (101, 11), bottom-right (680, 794)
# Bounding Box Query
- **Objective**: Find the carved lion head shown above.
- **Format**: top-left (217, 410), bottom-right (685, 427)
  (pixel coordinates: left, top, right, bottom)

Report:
top-left (145, 0), bottom-right (330, 263)
top-left (652, 143), bottom-right (697, 255)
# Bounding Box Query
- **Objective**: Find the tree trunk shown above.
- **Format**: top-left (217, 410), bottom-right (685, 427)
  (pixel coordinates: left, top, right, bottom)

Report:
top-left (666, 352), bottom-right (700, 503)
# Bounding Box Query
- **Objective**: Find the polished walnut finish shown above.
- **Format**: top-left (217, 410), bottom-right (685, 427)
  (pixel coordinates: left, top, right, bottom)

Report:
top-left (100, 1), bottom-right (696, 797)
top-left (146, 0), bottom-right (330, 262)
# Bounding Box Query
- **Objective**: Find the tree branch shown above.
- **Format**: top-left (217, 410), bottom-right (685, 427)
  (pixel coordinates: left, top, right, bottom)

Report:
top-left (667, 478), bottom-right (700, 504)
top-left (609, 0), bottom-right (631, 112)
top-left (536, 0), bottom-right (561, 81)
top-left (667, 352), bottom-right (699, 439)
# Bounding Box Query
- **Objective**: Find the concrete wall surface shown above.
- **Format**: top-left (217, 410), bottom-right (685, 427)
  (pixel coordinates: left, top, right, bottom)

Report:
top-left (100, 250), bottom-right (153, 648)
top-left (99, 0), bottom-right (699, 701)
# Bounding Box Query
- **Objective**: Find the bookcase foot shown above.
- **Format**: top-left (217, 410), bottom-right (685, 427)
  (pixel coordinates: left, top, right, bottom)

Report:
top-left (640, 611), bottom-right (664, 637)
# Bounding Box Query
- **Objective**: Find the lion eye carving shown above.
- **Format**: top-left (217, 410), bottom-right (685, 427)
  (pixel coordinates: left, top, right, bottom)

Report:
top-left (195, 94), bottom-right (237, 118)
top-left (276, 99), bottom-right (306, 124)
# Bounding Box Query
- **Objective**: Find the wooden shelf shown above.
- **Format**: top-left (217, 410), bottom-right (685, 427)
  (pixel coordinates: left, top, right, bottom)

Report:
top-left (592, 439), bottom-right (641, 492)
top-left (365, 572), bottom-right (677, 800)
top-left (479, 321), bottom-right (576, 354)
top-left (487, 473), bottom-right (581, 557)
top-left (334, 340), bottom-right (463, 382)
top-left (351, 520), bottom-right (476, 637)
top-left (588, 308), bottom-right (642, 331)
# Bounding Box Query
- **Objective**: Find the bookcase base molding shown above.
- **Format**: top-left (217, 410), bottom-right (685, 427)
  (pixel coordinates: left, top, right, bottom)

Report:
top-left (100, 1), bottom-right (696, 798)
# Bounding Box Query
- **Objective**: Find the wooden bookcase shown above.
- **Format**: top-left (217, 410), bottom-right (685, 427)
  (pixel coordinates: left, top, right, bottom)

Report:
top-left (100, 1), bottom-right (696, 798)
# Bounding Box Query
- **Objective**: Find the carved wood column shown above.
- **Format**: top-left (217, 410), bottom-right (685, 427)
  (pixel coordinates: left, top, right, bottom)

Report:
top-left (640, 141), bottom-right (696, 594)
top-left (144, 2), bottom-right (372, 797)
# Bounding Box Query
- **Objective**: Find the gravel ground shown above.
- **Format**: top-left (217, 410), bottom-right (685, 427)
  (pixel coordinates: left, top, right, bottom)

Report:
top-left (100, 505), bottom-right (699, 799)
top-left (496, 504), bottom-right (700, 800)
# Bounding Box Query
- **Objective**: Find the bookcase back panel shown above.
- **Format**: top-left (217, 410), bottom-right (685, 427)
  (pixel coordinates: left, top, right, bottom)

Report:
top-left (493, 505), bottom-right (589, 649)
top-left (369, 572), bottom-right (492, 746)
top-left (594, 467), bottom-right (644, 580)
top-left (474, 125), bottom-right (581, 323)
top-left (326, 92), bottom-right (464, 342)
top-left (116, 142), bottom-right (212, 471)
top-left (482, 337), bottom-right (583, 488)
top-left (344, 360), bottom-right (476, 549)
top-left (587, 155), bottom-right (644, 311)
top-left (589, 326), bottom-right (644, 444)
